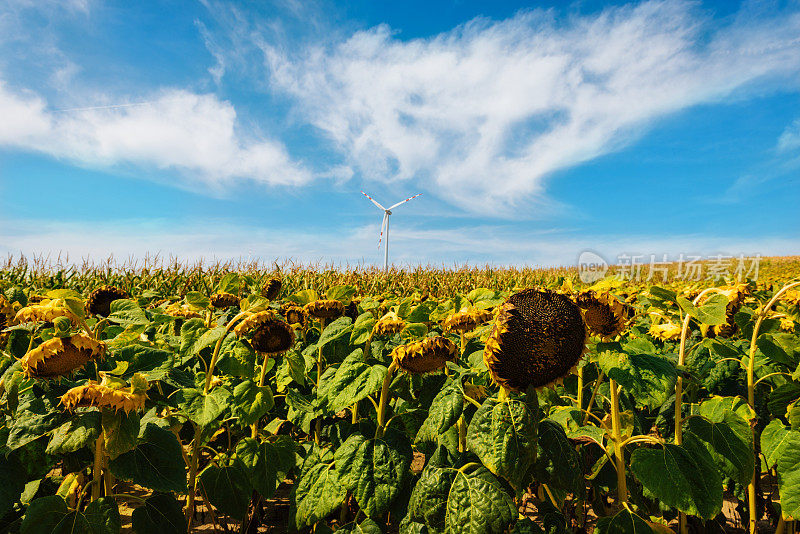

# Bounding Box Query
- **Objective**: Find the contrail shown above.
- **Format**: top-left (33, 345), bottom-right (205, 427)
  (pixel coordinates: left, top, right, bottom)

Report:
top-left (51, 99), bottom-right (183, 113)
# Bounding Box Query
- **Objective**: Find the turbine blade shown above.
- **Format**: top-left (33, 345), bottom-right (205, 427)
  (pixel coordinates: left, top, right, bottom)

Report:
top-left (388, 193), bottom-right (422, 210)
top-left (361, 190), bottom-right (387, 211)
top-left (378, 213), bottom-right (388, 248)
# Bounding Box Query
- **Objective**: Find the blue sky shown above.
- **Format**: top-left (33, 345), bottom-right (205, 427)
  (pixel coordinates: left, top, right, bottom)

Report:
top-left (0, 0), bottom-right (798, 267)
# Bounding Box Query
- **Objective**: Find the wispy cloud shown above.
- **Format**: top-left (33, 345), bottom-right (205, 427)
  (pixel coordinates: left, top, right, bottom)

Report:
top-left (778, 118), bottom-right (800, 152)
top-left (260, 1), bottom-right (800, 213)
top-left (2, 217), bottom-right (795, 267)
top-left (0, 83), bottom-right (312, 187)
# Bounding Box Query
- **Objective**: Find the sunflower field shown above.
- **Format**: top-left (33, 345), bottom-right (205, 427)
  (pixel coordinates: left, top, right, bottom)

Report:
top-left (1, 258), bottom-right (799, 534)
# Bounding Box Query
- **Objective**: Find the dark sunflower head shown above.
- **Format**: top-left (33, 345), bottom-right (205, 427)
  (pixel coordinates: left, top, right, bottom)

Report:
top-left (0, 295), bottom-right (13, 330)
top-left (305, 299), bottom-right (345, 320)
top-left (211, 292), bottom-right (240, 309)
top-left (344, 301), bottom-right (359, 321)
top-left (235, 311), bottom-right (295, 353)
top-left (86, 286), bottom-right (129, 317)
top-left (21, 334), bottom-right (104, 379)
top-left (283, 305), bottom-right (308, 328)
top-left (391, 336), bottom-right (457, 374)
top-left (575, 291), bottom-right (628, 339)
top-left (484, 289), bottom-right (587, 392)
top-left (442, 307), bottom-right (493, 334)
top-left (261, 278), bottom-right (282, 300)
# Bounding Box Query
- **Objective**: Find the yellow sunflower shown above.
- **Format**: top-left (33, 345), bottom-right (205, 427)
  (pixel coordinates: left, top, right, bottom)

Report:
top-left (235, 311), bottom-right (294, 353)
top-left (305, 299), bottom-right (345, 320)
top-left (210, 292), bottom-right (240, 309)
top-left (21, 334), bottom-right (104, 379)
top-left (442, 307), bottom-right (494, 334)
top-left (373, 311), bottom-right (406, 337)
top-left (575, 291), bottom-right (628, 339)
top-left (61, 374), bottom-right (148, 414)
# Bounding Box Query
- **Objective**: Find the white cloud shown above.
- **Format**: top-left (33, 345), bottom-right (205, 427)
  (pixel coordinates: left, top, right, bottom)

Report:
top-left (0, 83), bottom-right (311, 187)
top-left (778, 118), bottom-right (800, 152)
top-left (262, 1), bottom-right (800, 213)
top-left (2, 217), bottom-right (796, 268)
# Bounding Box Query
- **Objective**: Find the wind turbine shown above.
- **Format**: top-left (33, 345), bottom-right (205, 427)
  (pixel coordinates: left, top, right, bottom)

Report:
top-left (361, 191), bottom-right (422, 272)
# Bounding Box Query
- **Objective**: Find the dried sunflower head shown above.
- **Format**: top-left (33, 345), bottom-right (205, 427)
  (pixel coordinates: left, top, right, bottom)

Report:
top-left (708, 284), bottom-right (750, 338)
top-left (14, 300), bottom-right (77, 325)
top-left (391, 336), bottom-right (457, 374)
top-left (235, 311), bottom-right (294, 353)
top-left (373, 311), bottom-right (405, 337)
top-left (61, 374), bottom-right (148, 414)
top-left (344, 301), bottom-right (359, 321)
top-left (442, 307), bottom-right (493, 334)
top-left (780, 317), bottom-right (795, 332)
top-left (649, 321), bottom-right (682, 341)
top-left (282, 305), bottom-right (308, 328)
top-left (261, 278), bottom-right (282, 300)
top-left (575, 291), bottom-right (628, 339)
top-left (211, 292), bottom-right (240, 309)
top-left (483, 289), bottom-right (587, 392)
top-left (0, 295), bottom-right (14, 330)
top-left (21, 333), bottom-right (104, 379)
top-left (305, 299), bottom-right (345, 320)
top-left (85, 285), bottom-right (128, 317)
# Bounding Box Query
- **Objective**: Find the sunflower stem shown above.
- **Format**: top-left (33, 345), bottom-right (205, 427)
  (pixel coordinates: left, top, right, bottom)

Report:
top-left (376, 360), bottom-right (399, 438)
top-left (747, 281), bottom-right (800, 534)
top-left (185, 423), bottom-right (202, 531)
top-left (91, 434), bottom-right (104, 502)
top-left (204, 311), bottom-right (248, 394)
top-left (314, 318), bottom-right (327, 444)
top-left (457, 416), bottom-right (467, 452)
top-left (609, 379), bottom-right (627, 505)
top-left (576, 365), bottom-right (584, 411)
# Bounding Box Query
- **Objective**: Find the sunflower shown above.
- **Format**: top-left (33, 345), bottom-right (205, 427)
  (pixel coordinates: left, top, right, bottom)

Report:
top-left (305, 299), bottom-right (345, 320)
top-left (211, 292), bottom-right (240, 309)
top-left (61, 375), bottom-right (148, 414)
top-left (442, 307), bottom-right (494, 334)
top-left (391, 336), bottom-right (457, 374)
top-left (373, 311), bottom-right (406, 337)
top-left (575, 291), bottom-right (628, 339)
top-left (780, 317), bottom-right (795, 332)
top-left (21, 334), bottom-right (104, 379)
top-left (165, 301), bottom-right (203, 319)
top-left (784, 289), bottom-right (800, 307)
top-left (85, 285), bottom-right (128, 317)
top-left (708, 283), bottom-right (750, 338)
top-left (649, 321), bottom-right (682, 341)
top-left (483, 289), bottom-right (587, 392)
top-left (235, 311), bottom-right (294, 353)
top-left (344, 301), bottom-right (359, 321)
top-left (14, 301), bottom-right (77, 325)
top-left (0, 296), bottom-right (13, 345)
top-left (261, 278), bottom-right (282, 300)
top-left (282, 305), bottom-right (308, 329)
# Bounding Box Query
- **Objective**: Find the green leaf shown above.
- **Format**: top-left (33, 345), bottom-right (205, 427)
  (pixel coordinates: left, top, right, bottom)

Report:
top-left (401, 323), bottom-right (428, 339)
top-left (677, 294), bottom-right (729, 326)
top-left (408, 462), bottom-right (516, 534)
top-left (293, 455), bottom-right (346, 528)
top-left (232, 380), bottom-right (274, 426)
top-left (21, 496), bottom-right (87, 534)
top-left (236, 438), bottom-right (279, 498)
top-left (758, 333), bottom-right (800, 367)
top-left (768, 382), bottom-right (800, 418)
top-left (685, 415), bottom-right (754, 486)
top-left (338, 518), bottom-right (384, 534)
top-left (318, 317), bottom-right (353, 347)
top-left (761, 421), bottom-right (800, 519)
top-left (185, 291), bottom-right (210, 310)
top-left (416, 380), bottom-right (464, 443)
top-left (595, 508), bottom-right (655, 534)
top-left (7, 394), bottom-right (62, 450)
top-left (0, 454), bottom-right (26, 515)
top-left (326, 285), bottom-right (356, 304)
top-left (318, 349), bottom-right (388, 414)
top-left (629, 433), bottom-right (722, 519)
top-left (178, 387), bottom-right (231, 427)
top-left (335, 427), bottom-right (412, 518)
top-left (113, 344), bottom-right (173, 379)
top-left (102, 410), bottom-right (140, 460)
top-left (109, 423), bottom-right (187, 493)
top-left (466, 397), bottom-right (537, 490)
top-left (84, 497), bottom-right (121, 534)
top-left (131, 493), bottom-right (187, 534)
top-left (108, 299), bottom-right (149, 326)
top-left (288, 289), bottom-right (318, 306)
top-left (216, 273), bottom-right (240, 296)
top-left (46, 411), bottom-right (101, 455)
top-left (597, 349), bottom-right (676, 410)
top-left (697, 396), bottom-right (754, 446)
top-left (217, 336), bottom-right (256, 379)
top-left (537, 419), bottom-right (583, 494)
top-left (199, 459), bottom-right (252, 521)
top-left (350, 313), bottom-right (377, 345)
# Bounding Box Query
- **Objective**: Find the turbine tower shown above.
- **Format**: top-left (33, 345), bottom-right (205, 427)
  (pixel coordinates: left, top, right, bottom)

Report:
top-left (361, 191), bottom-right (422, 272)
